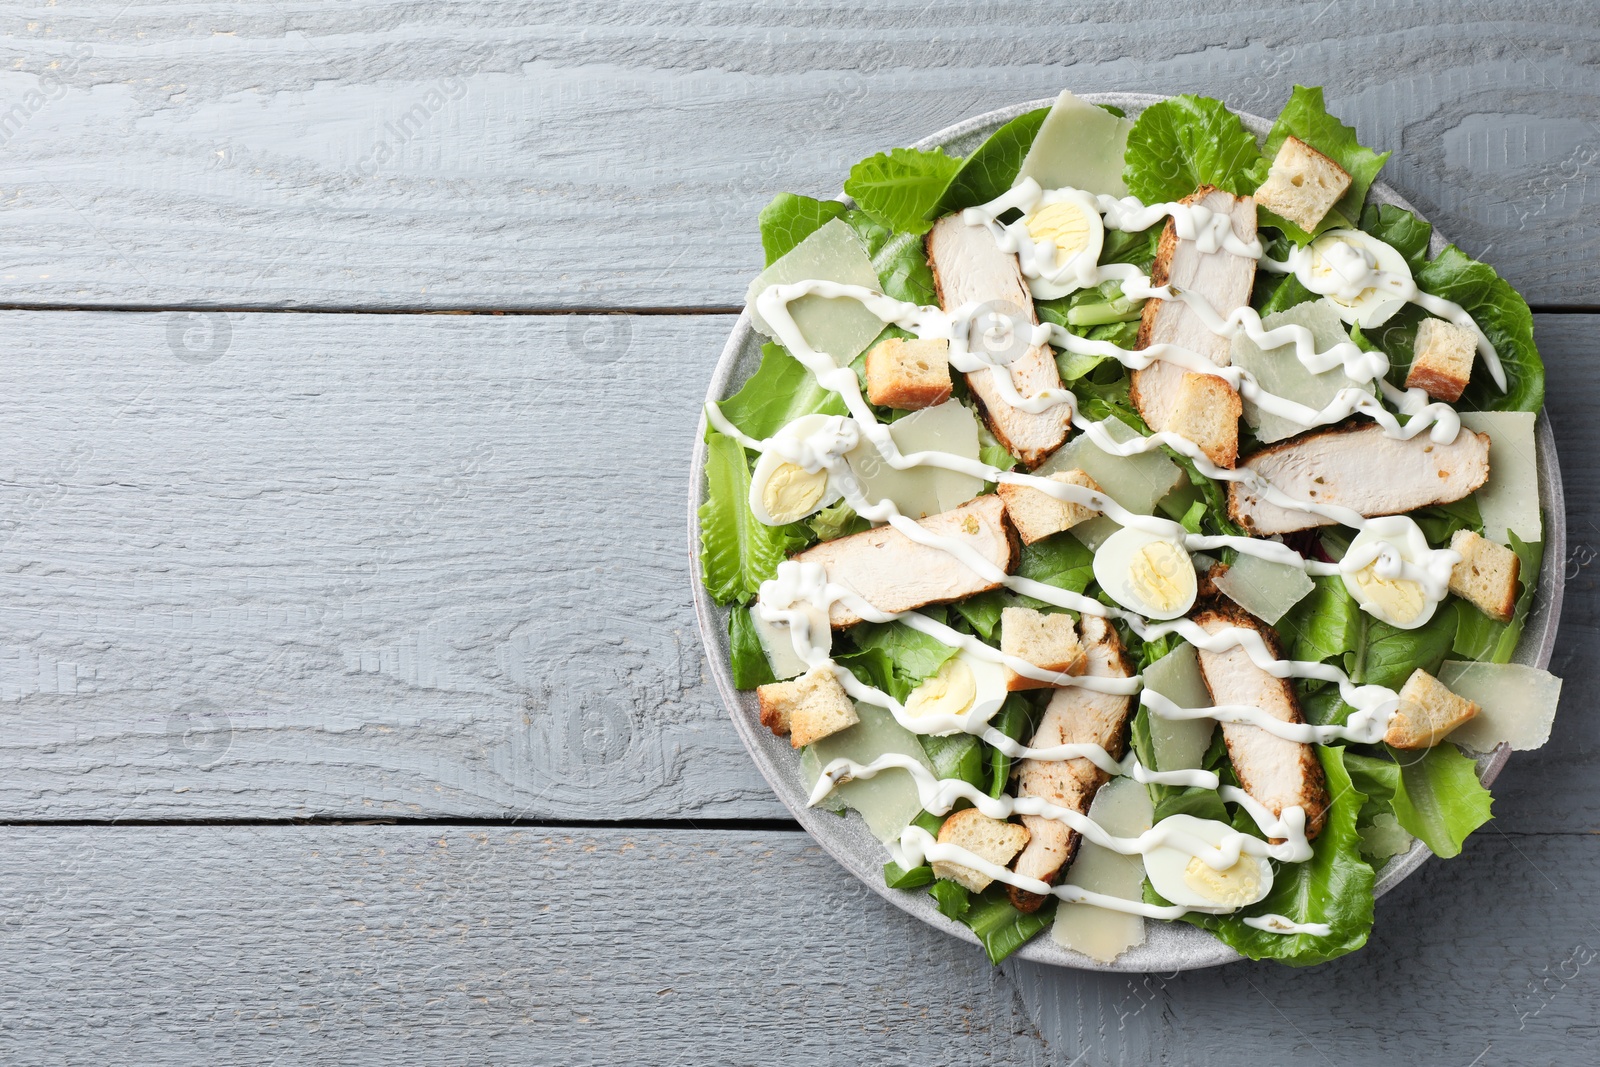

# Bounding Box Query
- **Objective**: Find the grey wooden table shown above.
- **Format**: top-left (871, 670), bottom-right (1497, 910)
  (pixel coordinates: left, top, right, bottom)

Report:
top-left (0, 3), bottom-right (1596, 1064)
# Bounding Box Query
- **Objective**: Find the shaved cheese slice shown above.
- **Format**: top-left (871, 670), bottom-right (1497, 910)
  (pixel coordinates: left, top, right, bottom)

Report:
top-left (845, 401), bottom-right (984, 519)
top-left (1213, 553), bottom-right (1315, 625)
top-left (1229, 298), bottom-right (1373, 444)
top-left (1140, 643), bottom-right (1216, 771)
top-left (751, 603), bottom-right (830, 681)
top-left (800, 702), bottom-right (934, 842)
top-left (1035, 418), bottom-right (1184, 550)
top-left (1457, 411), bottom-right (1541, 546)
top-left (746, 218), bottom-right (885, 363)
top-left (1436, 661), bottom-right (1562, 752)
top-left (1016, 90), bottom-right (1134, 198)
top-left (1052, 776), bottom-right (1154, 962)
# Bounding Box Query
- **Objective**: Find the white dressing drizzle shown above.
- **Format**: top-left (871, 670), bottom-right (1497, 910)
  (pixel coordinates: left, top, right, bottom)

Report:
top-left (715, 185), bottom-right (1504, 935)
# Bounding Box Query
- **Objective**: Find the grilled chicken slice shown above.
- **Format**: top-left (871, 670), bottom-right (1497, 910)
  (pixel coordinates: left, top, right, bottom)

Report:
top-left (1008, 614), bottom-right (1134, 911)
top-left (1130, 186), bottom-right (1257, 468)
top-left (1228, 421), bottom-right (1492, 535)
top-left (792, 495), bottom-right (1016, 628)
top-left (1193, 603), bottom-right (1329, 840)
top-left (926, 214), bottom-right (1072, 468)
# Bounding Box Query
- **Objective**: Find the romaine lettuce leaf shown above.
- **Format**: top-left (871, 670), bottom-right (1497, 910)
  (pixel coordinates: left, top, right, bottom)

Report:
top-left (729, 606), bottom-right (778, 688)
top-left (844, 147), bottom-right (964, 236)
top-left (1353, 205), bottom-right (1543, 413)
top-left (950, 589), bottom-right (1008, 643)
top-left (807, 500), bottom-right (870, 542)
top-left (1278, 575), bottom-right (1362, 665)
top-left (1123, 94), bottom-right (1270, 205)
top-left (758, 193), bottom-right (849, 266)
top-left (1349, 604), bottom-right (1459, 689)
top-left (1259, 85), bottom-right (1390, 243)
top-left (1344, 745), bottom-right (1493, 859)
top-left (698, 432), bottom-right (812, 603)
top-left (1179, 744), bottom-right (1374, 965)
top-left (921, 732), bottom-right (986, 791)
top-left (841, 210), bottom-right (939, 307)
top-left (933, 107), bottom-right (1050, 215)
top-left (986, 694), bottom-right (1032, 798)
top-left (849, 616), bottom-right (960, 689)
top-left (965, 890), bottom-right (1058, 965)
top-left (715, 342), bottom-right (848, 442)
top-left (1011, 534), bottom-right (1096, 609)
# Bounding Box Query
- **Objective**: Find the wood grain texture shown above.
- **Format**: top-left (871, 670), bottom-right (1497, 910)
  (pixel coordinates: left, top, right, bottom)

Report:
top-left (0, 310), bottom-right (784, 820)
top-left (0, 310), bottom-right (1589, 828)
top-left (0, 1), bottom-right (1594, 310)
top-left (0, 824), bottom-right (1595, 1065)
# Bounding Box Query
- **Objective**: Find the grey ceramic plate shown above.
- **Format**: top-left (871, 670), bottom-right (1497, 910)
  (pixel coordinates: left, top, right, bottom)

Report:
top-left (689, 93), bottom-right (1566, 971)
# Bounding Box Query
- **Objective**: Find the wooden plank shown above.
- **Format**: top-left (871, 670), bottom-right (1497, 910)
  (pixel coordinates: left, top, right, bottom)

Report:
top-left (0, 311), bottom-right (1589, 824)
top-left (0, 310), bottom-right (785, 820)
top-left (0, 2), bottom-right (1594, 310)
top-left (0, 824), bottom-right (1595, 1064)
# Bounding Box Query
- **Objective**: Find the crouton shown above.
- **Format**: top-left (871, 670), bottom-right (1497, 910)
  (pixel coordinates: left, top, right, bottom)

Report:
top-left (1000, 606), bottom-right (1087, 690)
top-left (1385, 668), bottom-right (1480, 749)
top-left (1449, 529), bottom-right (1521, 623)
top-left (757, 667), bottom-right (859, 748)
top-left (932, 808), bottom-right (1031, 893)
top-left (1254, 136), bottom-right (1353, 233)
top-left (1164, 372), bottom-right (1242, 469)
top-left (865, 336), bottom-right (953, 411)
top-left (1405, 317), bottom-right (1476, 403)
top-left (996, 469), bottom-right (1101, 544)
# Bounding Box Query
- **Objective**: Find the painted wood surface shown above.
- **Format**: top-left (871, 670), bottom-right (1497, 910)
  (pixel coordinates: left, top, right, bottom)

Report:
top-left (0, 1), bottom-right (1594, 310)
top-left (0, 310), bottom-right (1589, 828)
top-left (0, 824), bottom-right (1595, 1066)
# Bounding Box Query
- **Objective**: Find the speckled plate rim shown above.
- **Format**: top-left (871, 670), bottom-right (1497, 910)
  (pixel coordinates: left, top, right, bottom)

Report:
top-left (689, 92), bottom-right (1567, 971)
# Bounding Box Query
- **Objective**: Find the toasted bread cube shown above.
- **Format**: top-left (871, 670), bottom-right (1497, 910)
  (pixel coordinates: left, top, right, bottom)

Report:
top-left (1449, 529), bottom-right (1521, 623)
top-left (1000, 606), bottom-right (1086, 690)
top-left (1165, 372), bottom-right (1241, 469)
top-left (757, 667), bottom-right (859, 748)
top-left (932, 807), bottom-right (1031, 892)
top-left (996, 469), bottom-right (1101, 544)
top-left (1254, 136), bottom-right (1352, 233)
top-left (1385, 668), bottom-right (1480, 749)
top-left (1406, 317), bottom-right (1476, 403)
top-left (865, 337), bottom-right (953, 410)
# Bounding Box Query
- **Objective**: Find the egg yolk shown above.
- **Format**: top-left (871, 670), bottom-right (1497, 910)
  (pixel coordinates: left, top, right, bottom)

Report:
top-left (1026, 201), bottom-right (1095, 262)
top-left (1128, 541), bottom-right (1192, 614)
top-left (1182, 853), bottom-right (1266, 908)
top-left (1350, 563), bottom-right (1428, 626)
top-left (905, 659), bottom-right (978, 720)
top-left (762, 463), bottom-right (828, 524)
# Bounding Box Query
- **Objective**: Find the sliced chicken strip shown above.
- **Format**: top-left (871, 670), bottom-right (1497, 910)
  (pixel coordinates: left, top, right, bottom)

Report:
top-left (1008, 614), bottom-right (1134, 912)
top-left (926, 214), bottom-right (1072, 468)
top-left (792, 495), bottom-right (1016, 628)
top-left (1130, 186), bottom-right (1256, 468)
top-left (1228, 421), bottom-right (1491, 535)
top-left (1193, 603), bottom-right (1330, 840)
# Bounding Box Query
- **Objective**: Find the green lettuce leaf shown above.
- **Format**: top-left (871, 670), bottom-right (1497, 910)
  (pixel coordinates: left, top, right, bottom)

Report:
top-left (842, 210), bottom-right (939, 306)
top-left (807, 500), bottom-right (870, 542)
top-left (883, 861), bottom-right (935, 889)
top-left (1180, 745), bottom-right (1374, 965)
top-left (1452, 535), bottom-right (1543, 662)
top-left (1349, 604), bottom-right (1458, 689)
top-left (849, 616), bottom-right (960, 689)
top-left (965, 889), bottom-right (1058, 965)
top-left (1344, 746), bottom-right (1493, 859)
top-left (698, 432), bottom-right (811, 603)
top-left (1352, 205), bottom-right (1543, 413)
top-left (921, 732), bottom-right (985, 791)
top-left (729, 606), bottom-right (778, 689)
top-left (929, 877), bottom-right (970, 920)
top-left (951, 589), bottom-right (1009, 643)
top-left (844, 147), bottom-right (964, 236)
top-left (934, 107), bottom-right (1050, 215)
top-left (716, 342), bottom-right (847, 442)
top-left (1278, 576), bottom-right (1362, 665)
top-left (1012, 534), bottom-right (1096, 609)
top-left (1124, 94), bottom-right (1270, 205)
top-left (758, 193), bottom-right (849, 266)
top-left (1259, 85), bottom-right (1390, 243)
top-left (986, 694), bottom-right (1033, 798)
